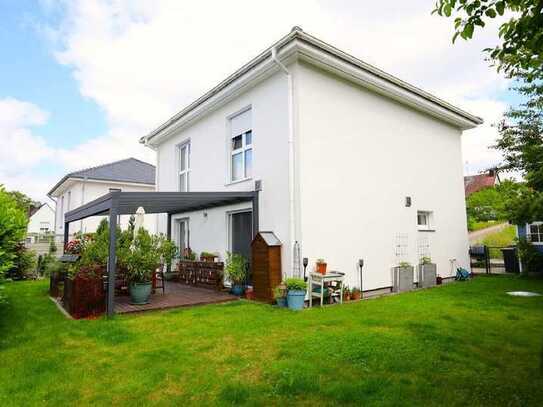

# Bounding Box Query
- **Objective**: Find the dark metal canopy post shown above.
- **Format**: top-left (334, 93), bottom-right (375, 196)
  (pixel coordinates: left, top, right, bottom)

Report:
top-left (252, 191), bottom-right (259, 238)
top-left (63, 222), bottom-right (69, 247)
top-left (106, 195), bottom-right (119, 317)
top-left (167, 213), bottom-right (172, 273)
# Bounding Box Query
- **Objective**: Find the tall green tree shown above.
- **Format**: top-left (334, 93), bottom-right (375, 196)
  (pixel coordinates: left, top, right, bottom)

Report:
top-left (0, 186), bottom-right (28, 278)
top-left (6, 190), bottom-right (36, 216)
top-left (433, 0), bottom-right (543, 81)
top-left (494, 79), bottom-right (543, 222)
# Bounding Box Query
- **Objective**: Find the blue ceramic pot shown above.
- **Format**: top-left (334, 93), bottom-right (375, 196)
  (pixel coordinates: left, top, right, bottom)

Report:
top-left (231, 285), bottom-right (245, 296)
top-left (287, 289), bottom-right (306, 310)
top-left (129, 282), bottom-right (152, 305)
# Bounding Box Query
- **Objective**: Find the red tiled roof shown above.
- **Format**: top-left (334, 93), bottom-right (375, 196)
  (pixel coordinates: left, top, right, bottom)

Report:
top-left (464, 173), bottom-right (496, 196)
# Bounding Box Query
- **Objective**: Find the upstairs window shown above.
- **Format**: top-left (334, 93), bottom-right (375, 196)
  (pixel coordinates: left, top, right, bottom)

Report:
top-left (178, 142), bottom-right (190, 192)
top-left (527, 222), bottom-right (543, 243)
top-left (229, 109), bottom-right (252, 182)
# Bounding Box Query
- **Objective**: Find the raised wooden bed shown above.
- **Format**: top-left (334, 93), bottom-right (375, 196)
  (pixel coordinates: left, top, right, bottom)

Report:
top-left (63, 266), bottom-right (106, 319)
top-left (175, 261), bottom-right (223, 290)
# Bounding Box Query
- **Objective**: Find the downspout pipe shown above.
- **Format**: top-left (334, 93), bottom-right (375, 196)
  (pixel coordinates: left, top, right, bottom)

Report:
top-left (271, 46), bottom-right (298, 275)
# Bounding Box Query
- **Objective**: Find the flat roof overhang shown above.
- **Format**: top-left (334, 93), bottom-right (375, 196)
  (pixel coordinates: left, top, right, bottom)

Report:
top-left (64, 190), bottom-right (258, 223)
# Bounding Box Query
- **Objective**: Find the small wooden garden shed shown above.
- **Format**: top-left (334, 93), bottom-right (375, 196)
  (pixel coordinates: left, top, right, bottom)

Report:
top-left (251, 232), bottom-right (282, 302)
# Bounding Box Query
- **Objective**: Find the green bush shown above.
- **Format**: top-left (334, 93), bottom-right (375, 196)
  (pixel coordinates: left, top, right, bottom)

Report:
top-left (285, 278), bottom-right (307, 291)
top-left (8, 245), bottom-right (37, 279)
top-left (0, 186), bottom-right (28, 278)
top-left (517, 238), bottom-right (543, 274)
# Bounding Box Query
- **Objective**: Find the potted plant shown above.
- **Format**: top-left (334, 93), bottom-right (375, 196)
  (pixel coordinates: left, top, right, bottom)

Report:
top-left (274, 284), bottom-right (287, 307)
top-left (125, 229), bottom-right (164, 305)
top-left (417, 256), bottom-right (437, 288)
top-left (225, 252), bottom-right (247, 296)
top-left (200, 251), bottom-right (217, 262)
top-left (343, 285), bottom-right (351, 301)
top-left (285, 278), bottom-right (307, 310)
top-left (351, 287), bottom-right (361, 300)
top-left (316, 258), bottom-right (327, 275)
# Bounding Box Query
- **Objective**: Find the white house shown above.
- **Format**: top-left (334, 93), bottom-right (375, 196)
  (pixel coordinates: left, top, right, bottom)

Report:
top-left (140, 27), bottom-right (482, 292)
top-left (48, 158), bottom-right (157, 238)
top-left (26, 203), bottom-right (55, 236)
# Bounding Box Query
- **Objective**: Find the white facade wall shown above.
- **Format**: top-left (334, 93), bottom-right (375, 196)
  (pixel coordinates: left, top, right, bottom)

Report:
top-left (54, 180), bottom-right (156, 236)
top-left (294, 62), bottom-right (469, 290)
top-left (156, 71), bottom-right (291, 271)
top-left (27, 204), bottom-right (55, 234)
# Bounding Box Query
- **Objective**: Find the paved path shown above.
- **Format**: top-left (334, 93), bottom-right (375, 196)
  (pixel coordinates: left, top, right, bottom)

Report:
top-left (469, 222), bottom-right (510, 244)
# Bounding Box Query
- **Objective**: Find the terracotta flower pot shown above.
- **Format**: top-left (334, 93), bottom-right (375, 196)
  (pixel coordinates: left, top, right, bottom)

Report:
top-left (343, 292), bottom-right (351, 301)
top-left (351, 291), bottom-right (361, 300)
top-left (316, 262), bottom-right (327, 275)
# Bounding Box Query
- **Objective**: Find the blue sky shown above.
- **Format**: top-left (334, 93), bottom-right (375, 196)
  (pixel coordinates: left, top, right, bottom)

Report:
top-left (1, 0), bottom-right (107, 149)
top-left (1, 0), bottom-right (515, 202)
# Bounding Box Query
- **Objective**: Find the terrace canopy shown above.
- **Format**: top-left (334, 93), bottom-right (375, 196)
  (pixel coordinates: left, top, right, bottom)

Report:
top-left (64, 190), bottom-right (259, 316)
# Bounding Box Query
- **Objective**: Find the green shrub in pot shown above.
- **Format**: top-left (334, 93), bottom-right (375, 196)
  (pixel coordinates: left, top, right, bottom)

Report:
top-left (225, 252), bottom-right (247, 296)
top-left (125, 229), bottom-right (175, 305)
top-left (285, 278), bottom-right (307, 310)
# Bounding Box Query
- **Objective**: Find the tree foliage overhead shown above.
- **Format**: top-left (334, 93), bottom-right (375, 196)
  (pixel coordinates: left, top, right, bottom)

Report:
top-left (433, 0), bottom-right (543, 81)
top-left (493, 79), bottom-right (543, 223)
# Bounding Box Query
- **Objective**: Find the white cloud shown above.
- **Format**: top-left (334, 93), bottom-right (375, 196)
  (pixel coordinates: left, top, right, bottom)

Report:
top-left (0, 98), bottom-right (57, 200)
top-left (15, 0), bottom-right (513, 201)
top-left (460, 99), bottom-right (508, 175)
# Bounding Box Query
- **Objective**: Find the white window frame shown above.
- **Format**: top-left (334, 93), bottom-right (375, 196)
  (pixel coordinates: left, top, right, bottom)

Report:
top-left (526, 222), bottom-right (543, 245)
top-left (177, 141), bottom-right (190, 192)
top-left (417, 211), bottom-right (433, 231)
top-left (230, 130), bottom-right (252, 183)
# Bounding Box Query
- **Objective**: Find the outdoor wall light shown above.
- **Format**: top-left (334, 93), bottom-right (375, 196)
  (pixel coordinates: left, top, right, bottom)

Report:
top-left (203, 211), bottom-right (208, 218)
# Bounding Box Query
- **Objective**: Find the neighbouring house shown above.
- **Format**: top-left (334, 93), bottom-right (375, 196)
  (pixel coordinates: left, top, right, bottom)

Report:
top-left (516, 223), bottom-right (543, 254)
top-left (48, 158), bottom-right (156, 239)
top-left (464, 169), bottom-right (498, 197)
top-left (136, 27), bottom-right (482, 292)
top-left (25, 203), bottom-right (55, 245)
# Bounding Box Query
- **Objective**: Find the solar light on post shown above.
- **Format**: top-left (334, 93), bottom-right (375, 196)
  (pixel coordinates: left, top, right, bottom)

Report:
top-left (358, 259), bottom-right (364, 298)
top-left (303, 257), bottom-right (308, 281)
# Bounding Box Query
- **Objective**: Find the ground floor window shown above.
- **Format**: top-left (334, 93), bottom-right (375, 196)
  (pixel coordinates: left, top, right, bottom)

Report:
top-left (177, 218), bottom-right (190, 256)
top-left (228, 210), bottom-right (252, 283)
top-left (527, 222), bottom-right (543, 243)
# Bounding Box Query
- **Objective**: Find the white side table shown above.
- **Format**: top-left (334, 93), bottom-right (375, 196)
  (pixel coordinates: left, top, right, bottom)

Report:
top-left (308, 271), bottom-right (344, 307)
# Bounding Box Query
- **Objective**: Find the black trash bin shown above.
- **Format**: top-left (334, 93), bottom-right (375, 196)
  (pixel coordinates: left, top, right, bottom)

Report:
top-left (501, 247), bottom-right (520, 274)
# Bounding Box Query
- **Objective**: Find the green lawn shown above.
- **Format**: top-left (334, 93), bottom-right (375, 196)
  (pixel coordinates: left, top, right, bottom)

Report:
top-left (480, 225), bottom-right (517, 259)
top-left (1, 276), bottom-right (542, 406)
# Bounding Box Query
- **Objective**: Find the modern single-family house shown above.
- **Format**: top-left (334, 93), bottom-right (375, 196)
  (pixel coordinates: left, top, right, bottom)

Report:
top-left (27, 203), bottom-right (55, 236)
top-left (48, 158), bottom-right (156, 238)
top-left (138, 27), bottom-right (482, 292)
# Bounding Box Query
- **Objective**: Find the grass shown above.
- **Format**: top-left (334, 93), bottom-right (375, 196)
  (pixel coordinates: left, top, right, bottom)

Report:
top-left (1, 276), bottom-right (543, 406)
top-left (478, 225), bottom-right (517, 258)
top-left (469, 220), bottom-right (502, 232)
